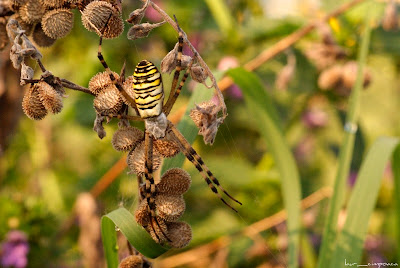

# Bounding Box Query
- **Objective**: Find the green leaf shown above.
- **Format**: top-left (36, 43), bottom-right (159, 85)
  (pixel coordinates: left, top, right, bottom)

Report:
top-left (101, 207), bottom-right (170, 267)
top-left (228, 67), bottom-right (302, 268)
top-left (330, 137), bottom-right (399, 266)
top-left (391, 146), bottom-right (400, 260)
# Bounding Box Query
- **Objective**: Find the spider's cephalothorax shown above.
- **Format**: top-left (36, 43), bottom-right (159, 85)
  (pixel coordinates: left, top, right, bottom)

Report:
top-left (133, 60), bottom-right (164, 118)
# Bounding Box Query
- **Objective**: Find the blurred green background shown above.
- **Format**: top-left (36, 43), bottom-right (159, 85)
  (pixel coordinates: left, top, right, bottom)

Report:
top-left (1, 0), bottom-right (400, 267)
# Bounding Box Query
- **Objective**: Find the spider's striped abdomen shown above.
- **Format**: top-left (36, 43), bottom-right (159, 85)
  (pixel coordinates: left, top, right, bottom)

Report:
top-left (133, 60), bottom-right (164, 118)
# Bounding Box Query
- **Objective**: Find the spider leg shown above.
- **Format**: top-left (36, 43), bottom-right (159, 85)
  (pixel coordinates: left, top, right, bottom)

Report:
top-left (144, 131), bottom-right (170, 242)
top-left (167, 121), bottom-right (242, 212)
top-left (163, 16), bottom-right (185, 115)
top-left (96, 15), bottom-right (139, 114)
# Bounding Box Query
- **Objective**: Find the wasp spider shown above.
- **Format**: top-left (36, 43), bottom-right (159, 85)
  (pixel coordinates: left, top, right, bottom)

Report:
top-left (96, 18), bottom-right (242, 242)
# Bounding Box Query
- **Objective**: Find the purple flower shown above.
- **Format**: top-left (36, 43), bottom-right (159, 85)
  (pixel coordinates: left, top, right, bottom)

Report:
top-left (1, 231), bottom-right (29, 268)
top-left (302, 107), bottom-right (328, 129)
top-left (347, 171), bottom-right (358, 187)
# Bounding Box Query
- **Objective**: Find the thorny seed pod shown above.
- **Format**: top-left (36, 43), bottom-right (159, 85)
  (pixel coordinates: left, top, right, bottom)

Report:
top-left (127, 21), bottom-right (165, 40)
top-left (341, 61), bottom-right (371, 91)
top-left (111, 126), bottom-right (144, 152)
top-left (153, 137), bottom-right (180, 158)
top-left (382, 0), bottom-right (398, 31)
top-left (127, 141), bottom-right (162, 176)
top-left (119, 255), bottom-right (143, 268)
top-left (32, 23), bottom-right (56, 47)
top-left (39, 0), bottom-right (65, 8)
top-left (156, 168), bottom-right (191, 195)
top-left (81, 0), bottom-right (124, 39)
top-left (41, 9), bottom-right (74, 39)
top-left (190, 64), bottom-right (208, 83)
top-left (10, 0), bottom-right (27, 6)
top-left (93, 85), bottom-right (123, 115)
top-left (122, 75), bottom-right (135, 105)
top-left (36, 81), bottom-right (63, 114)
top-left (126, 0), bottom-right (148, 25)
top-left (155, 194), bottom-right (186, 222)
top-left (305, 43), bottom-right (347, 70)
top-left (161, 43), bottom-right (178, 74)
top-left (19, 0), bottom-right (46, 24)
top-left (190, 100), bottom-right (223, 145)
top-left (88, 71), bottom-right (119, 95)
top-left (134, 200), bottom-right (150, 226)
top-left (22, 84), bottom-right (48, 120)
top-left (166, 221), bottom-right (192, 248)
top-left (318, 64), bottom-right (343, 90)
top-left (20, 62), bottom-right (34, 85)
top-left (0, 18), bottom-right (9, 51)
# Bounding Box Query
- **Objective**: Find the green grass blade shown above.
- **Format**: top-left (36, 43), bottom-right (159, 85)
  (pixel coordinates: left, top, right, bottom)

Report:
top-left (391, 146), bottom-right (400, 260)
top-left (162, 79), bottom-right (216, 172)
top-left (317, 11), bottom-right (372, 267)
top-left (204, 0), bottom-right (236, 36)
top-left (101, 207), bottom-right (169, 266)
top-left (330, 137), bottom-right (399, 266)
top-left (228, 68), bottom-right (301, 268)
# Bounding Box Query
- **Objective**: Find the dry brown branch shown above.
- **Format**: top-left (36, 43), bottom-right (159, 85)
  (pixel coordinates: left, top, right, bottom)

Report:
top-left (217, 0), bottom-right (366, 91)
top-left (156, 187), bottom-right (332, 268)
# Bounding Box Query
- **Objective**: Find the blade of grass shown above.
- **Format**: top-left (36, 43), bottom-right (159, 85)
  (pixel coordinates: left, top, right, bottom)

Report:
top-left (204, 0), bottom-right (236, 36)
top-left (228, 68), bottom-right (301, 268)
top-left (101, 207), bottom-right (169, 267)
top-left (316, 9), bottom-right (372, 267)
top-left (391, 146), bottom-right (400, 260)
top-left (330, 137), bottom-right (399, 266)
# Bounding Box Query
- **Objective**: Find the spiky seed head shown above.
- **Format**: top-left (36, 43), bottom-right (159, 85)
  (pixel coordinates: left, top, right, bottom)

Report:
top-left (127, 141), bottom-right (162, 176)
top-left (0, 18), bottom-right (9, 51)
top-left (160, 43), bottom-right (178, 74)
top-left (134, 200), bottom-right (150, 226)
top-left (112, 126), bottom-right (144, 152)
top-left (157, 168), bottom-right (191, 195)
top-left (118, 255), bottom-right (143, 268)
top-left (19, 0), bottom-right (46, 24)
top-left (39, 0), bottom-right (65, 8)
top-left (190, 65), bottom-right (208, 83)
top-left (93, 85), bottom-right (123, 115)
top-left (341, 61), bottom-right (371, 91)
top-left (41, 9), bottom-right (74, 39)
top-left (36, 81), bottom-right (63, 114)
top-left (153, 138), bottom-right (180, 158)
top-left (121, 75), bottom-right (135, 105)
top-left (32, 23), bottom-right (56, 47)
top-left (10, 0), bottom-right (27, 6)
top-left (22, 84), bottom-right (48, 120)
top-left (317, 64), bottom-right (343, 90)
top-left (155, 194), bottom-right (185, 222)
top-left (88, 71), bottom-right (119, 95)
top-left (81, 1), bottom-right (124, 39)
top-left (166, 222), bottom-right (192, 248)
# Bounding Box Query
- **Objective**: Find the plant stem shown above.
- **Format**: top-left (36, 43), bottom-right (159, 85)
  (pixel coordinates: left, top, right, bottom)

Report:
top-left (316, 10), bottom-right (372, 268)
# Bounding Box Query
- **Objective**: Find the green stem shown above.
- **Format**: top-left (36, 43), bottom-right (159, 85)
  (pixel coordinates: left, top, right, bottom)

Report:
top-left (316, 11), bottom-right (372, 268)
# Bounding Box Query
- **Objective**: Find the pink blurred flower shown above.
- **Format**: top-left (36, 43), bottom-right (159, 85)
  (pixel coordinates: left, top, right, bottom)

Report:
top-left (145, 0), bottom-right (163, 22)
top-left (0, 231), bottom-right (29, 268)
top-left (302, 107), bottom-right (328, 129)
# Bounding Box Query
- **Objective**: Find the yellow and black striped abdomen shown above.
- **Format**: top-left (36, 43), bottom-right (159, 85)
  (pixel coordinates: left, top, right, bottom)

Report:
top-left (133, 60), bottom-right (164, 118)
